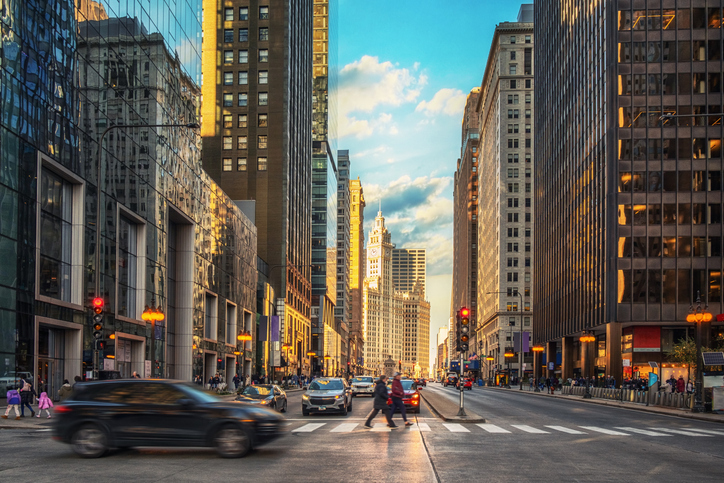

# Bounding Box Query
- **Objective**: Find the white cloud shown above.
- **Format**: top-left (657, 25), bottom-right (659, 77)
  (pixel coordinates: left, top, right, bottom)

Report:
top-left (416, 88), bottom-right (468, 116)
top-left (338, 55), bottom-right (427, 138)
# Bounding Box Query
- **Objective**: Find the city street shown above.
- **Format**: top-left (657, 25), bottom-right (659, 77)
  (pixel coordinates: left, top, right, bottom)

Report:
top-left (1, 386), bottom-right (723, 482)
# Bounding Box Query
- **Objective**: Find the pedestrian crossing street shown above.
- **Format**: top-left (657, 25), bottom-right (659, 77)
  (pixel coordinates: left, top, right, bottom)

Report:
top-left (288, 420), bottom-right (724, 439)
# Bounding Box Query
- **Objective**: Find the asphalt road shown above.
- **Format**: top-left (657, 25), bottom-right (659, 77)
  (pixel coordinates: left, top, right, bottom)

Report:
top-left (0, 386), bottom-right (722, 482)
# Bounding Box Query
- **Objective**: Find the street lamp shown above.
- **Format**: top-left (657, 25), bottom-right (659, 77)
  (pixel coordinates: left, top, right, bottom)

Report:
top-left (579, 332), bottom-right (596, 399)
top-left (532, 345), bottom-right (544, 392)
top-left (686, 291), bottom-right (712, 413)
top-left (503, 347), bottom-right (515, 388)
top-left (282, 343), bottom-right (292, 387)
top-left (307, 351), bottom-right (316, 379)
top-left (485, 355), bottom-right (495, 386)
top-left (324, 354), bottom-right (331, 377)
top-left (487, 290), bottom-right (525, 390)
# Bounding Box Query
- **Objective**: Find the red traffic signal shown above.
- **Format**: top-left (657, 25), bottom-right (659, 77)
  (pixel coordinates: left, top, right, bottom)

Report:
top-left (92, 297), bottom-right (104, 314)
top-left (460, 307), bottom-right (470, 317)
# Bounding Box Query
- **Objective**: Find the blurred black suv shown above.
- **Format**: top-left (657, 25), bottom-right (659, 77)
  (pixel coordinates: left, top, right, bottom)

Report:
top-left (52, 379), bottom-right (285, 458)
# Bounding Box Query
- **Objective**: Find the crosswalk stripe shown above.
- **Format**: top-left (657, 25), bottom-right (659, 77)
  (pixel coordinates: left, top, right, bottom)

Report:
top-left (650, 428), bottom-right (713, 437)
top-left (615, 427), bottom-right (670, 437)
top-left (679, 428), bottom-right (724, 436)
top-left (330, 423), bottom-right (358, 433)
top-left (410, 422), bottom-right (431, 431)
top-left (371, 423), bottom-right (391, 432)
top-left (579, 426), bottom-right (630, 436)
top-left (443, 423), bottom-right (470, 433)
top-left (512, 425), bottom-right (549, 434)
top-left (293, 423), bottom-right (326, 433)
top-left (545, 425), bottom-right (586, 434)
top-left (477, 424), bottom-right (511, 433)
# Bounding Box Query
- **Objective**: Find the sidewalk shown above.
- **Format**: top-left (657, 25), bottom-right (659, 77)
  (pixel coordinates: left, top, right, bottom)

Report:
top-left (486, 385), bottom-right (724, 424)
top-left (419, 388), bottom-right (486, 423)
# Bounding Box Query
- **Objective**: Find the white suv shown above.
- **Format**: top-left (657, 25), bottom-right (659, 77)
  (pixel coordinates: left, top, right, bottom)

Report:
top-left (350, 376), bottom-right (375, 397)
top-left (302, 378), bottom-right (353, 415)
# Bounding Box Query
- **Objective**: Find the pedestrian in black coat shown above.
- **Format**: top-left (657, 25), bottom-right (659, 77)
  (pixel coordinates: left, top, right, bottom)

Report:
top-left (364, 375), bottom-right (395, 428)
top-left (19, 380), bottom-right (36, 417)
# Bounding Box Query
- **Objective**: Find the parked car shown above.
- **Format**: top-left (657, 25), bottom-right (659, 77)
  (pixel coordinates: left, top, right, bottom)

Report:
top-left (0, 371), bottom-right (33, 392)
top-left (350, 376), bottom-right (375, 397)
top-left (386, 379), bottom-right (421, 413)
top-left (236, 384), bottom-right (287, 412)
top-left (52, 379), bottom-right (285, 458)
top-left (301, 377), bottom-right (353, 415)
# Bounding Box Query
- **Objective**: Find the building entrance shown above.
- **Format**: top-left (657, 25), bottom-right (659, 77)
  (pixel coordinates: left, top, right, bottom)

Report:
top-left (37, 326), bottom-right (65, 401)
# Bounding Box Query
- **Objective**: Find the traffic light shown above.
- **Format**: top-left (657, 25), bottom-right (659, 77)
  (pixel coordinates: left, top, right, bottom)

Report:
top-left (459, 307), bottom-right (470, 353)
top-left (92, 297), bottom-right (104, 340)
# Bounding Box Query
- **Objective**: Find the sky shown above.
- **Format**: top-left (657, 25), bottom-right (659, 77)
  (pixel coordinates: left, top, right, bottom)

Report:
top-left (336, 0), bottom-right (529, 372)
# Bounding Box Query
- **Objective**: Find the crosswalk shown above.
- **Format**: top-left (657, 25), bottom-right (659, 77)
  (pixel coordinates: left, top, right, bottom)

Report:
top-left (288, 421), bottom-right (723, 439)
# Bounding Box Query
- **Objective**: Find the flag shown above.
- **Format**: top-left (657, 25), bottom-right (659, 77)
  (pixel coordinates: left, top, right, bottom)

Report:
top-left (469, 352), bottom-right (479, 360)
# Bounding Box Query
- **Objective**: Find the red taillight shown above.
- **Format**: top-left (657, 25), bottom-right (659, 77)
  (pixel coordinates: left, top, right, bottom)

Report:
top-left (54, 405), bottom-right (72, 414)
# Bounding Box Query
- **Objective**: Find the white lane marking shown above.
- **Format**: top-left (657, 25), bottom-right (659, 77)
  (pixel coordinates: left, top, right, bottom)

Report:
top-left (679, 427), bottom-right (724, 436)
top-left (579, 426), bottom-right (630, 436)
top-left (371, 423), bottom-right (391, 432)
top-left (443, 423), bottom-right (470, 433)
top-left (477, 424), bottom-right (511, 434)
top-left (35, 429), bottom-right (53, 432)
top-left (614, 427), bottom-right (671, 437)
top-left (292, 423), bottom-right (326, 433)
top-left (330, 423), bottom-right (358, 433)
top-left (650, 427), bottom-right (713, 437)
top-left (545, 426), bottom-right (586, 434)
top-left (511, 425), bottom-right (549, 434)
top-left (410, 422), bottom-right (431, 432)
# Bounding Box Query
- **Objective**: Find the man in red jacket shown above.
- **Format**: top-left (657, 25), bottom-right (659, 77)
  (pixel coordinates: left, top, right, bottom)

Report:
top-left (390, 372), bottom-right (412, 427)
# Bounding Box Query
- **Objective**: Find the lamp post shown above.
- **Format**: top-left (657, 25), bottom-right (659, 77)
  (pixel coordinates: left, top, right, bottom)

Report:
top-left (485, 355), bottom-right (495, 386)
top-left (237, 330), bottom-right (252, 387)
top-left (532, 345), bottom-right (544, 392)
top-left (93, 122), bottom-right (198, 379)
top-left (686, 291), bottom-right (712, 413)
top-left (579, 331), bottom-right (596, 399)
top-left (504, 347), bottom-right (514, 388)
top-left (307, 351), bottom-right (316, 379)
top-left (282, 343), bottom-right (292, 387)
top-left (487, 290), bottom-right (525, 390)
top-left (324, 354), bottom-right (331, 377)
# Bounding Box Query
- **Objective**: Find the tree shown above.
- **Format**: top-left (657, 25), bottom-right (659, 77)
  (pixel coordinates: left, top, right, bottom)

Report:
top-left (666, 337), bottom-right (697, 381)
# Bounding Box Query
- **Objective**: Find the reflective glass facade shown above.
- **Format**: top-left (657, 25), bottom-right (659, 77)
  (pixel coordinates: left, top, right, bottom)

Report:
top-left (1, 0), bottom-right (256, 399)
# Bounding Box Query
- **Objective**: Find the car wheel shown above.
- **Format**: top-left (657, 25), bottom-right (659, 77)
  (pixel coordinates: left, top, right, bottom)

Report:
top-left (71, 424), bottom-right (108, 459)
top-left (341, 403), bottom-right (348, 416)
top-left (214, 425), bottom-right (251, 458)
top-left (302, 407), bottom-right (310, 416)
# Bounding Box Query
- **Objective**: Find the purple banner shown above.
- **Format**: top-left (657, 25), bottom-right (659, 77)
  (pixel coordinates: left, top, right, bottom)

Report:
top-left (513, 332), bottom-right (530, 353)
top-left (271, 316), bottom-right (280, 342)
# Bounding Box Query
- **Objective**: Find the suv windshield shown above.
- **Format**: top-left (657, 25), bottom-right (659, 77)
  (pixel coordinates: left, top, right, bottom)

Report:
top-left (242, 386), bottom-right (271, 396)
top-left (352, 377), bottom-right (373, 383)
top-left (309, 380), bottom-right (344, 391)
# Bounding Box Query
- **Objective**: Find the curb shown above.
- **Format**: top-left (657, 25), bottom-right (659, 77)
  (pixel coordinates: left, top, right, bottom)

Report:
top-left (419, 391), bottom-right (486, 423)
top-left (484, 386), bottom-right (724, 425)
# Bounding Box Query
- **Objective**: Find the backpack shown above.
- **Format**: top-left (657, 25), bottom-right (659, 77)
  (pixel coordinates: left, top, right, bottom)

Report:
top-left (7, 389), bottom-right (20, 405)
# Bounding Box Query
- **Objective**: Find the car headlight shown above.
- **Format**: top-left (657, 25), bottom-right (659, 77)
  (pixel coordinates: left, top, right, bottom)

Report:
top-left (335, 395), bottom-right (342, 399)
top-left (302, 394), bottom-right (309, 400)
top-left (261, 399), bottom-right (270, 405)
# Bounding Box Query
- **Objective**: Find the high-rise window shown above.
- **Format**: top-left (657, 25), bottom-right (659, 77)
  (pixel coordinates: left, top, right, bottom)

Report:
top-left (258, 113), bottom-right (268, 127)
top-left (259, 27), bottom-right (269, 41)
top-left (204, 292), bottom-right (218, 340)
top-left (223, 72), bottom-right (233, 85)
top-left (258, 157), bottom-right (268, 171)
top-left (223, 136), bottom-right (232, 150)
top-left (510, 65), bottom-right (517, 75)
top-left (238, 71), bottom-right (248, 85)
top-left (258, 71), bottom-right (268, 84)
top-left (258, 135), bottom-right (268, 149)
top-left (239, 7), bottom-right (248, 20)
top-left (237, 136), bottom-right (247, 150)
top-left (239, 29), bottom-right (248, 42)
top-left (224, 8), bottom-right (234, 21)
top-left (238, 114), bottom-right (247, 128)
top-left (239, 50), bottom-right (248, 63)
top-left (224, 50), bottom-right (233, 64)
top-left (237, 158), bottom-right (247, 171)
top-left (39, 169), bottom-right (75, 302)
top-left (224, 29), bottom-right (233, 43)
top-left (258, 92), bottom-right (268, 105)
top-left (238, 93), bottom-right (247, 107)
top-left (118, 215), bottom-right (139, 319)
top-left (259, 49), bottom-right (269, 62)
top-left (223, 115), bottom-right (232, 129)
top-left (222, 158), bottom-right (232, 171)
top-left (223, 94), bottom-right (233, 107)
top-left (259, 6), bottom-right (269, 19)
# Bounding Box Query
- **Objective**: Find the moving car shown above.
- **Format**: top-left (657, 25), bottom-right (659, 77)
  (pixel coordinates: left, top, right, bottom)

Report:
top-left (236, 385), bottom-right (287, 412)
top-left (52, 379), bottom-right (285, 458)
top-left (350, 376), bottom-right (375, 396)
top-left (386, 379), bottom-right (421, 413)
top-left (415, 378), bottom-right (426, 387)
top-left (302, 377), bottom-right (353, 415)
top-left (462, 378), bottom-right (473, 390)
top-left (444, 373), bottom-right (458, 387)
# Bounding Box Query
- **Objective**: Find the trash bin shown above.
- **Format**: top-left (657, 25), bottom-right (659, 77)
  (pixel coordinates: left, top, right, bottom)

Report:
top-left (478, 378), bottom-right (483, 386)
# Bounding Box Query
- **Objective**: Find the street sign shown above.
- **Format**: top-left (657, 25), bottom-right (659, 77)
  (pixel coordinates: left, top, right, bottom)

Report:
top-left (548, 362), bottom-right (554, 370)
top-left (623, 359), bottom-right (631, 367)
top-left (648, 361), bottom-right (658, 369)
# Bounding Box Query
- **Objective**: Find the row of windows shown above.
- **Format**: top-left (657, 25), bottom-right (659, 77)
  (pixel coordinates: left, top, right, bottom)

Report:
top-left (619, 138), bottom-right (722, 161)
top-left (618, 171), bottom-right (722, 193)
top-left (509, 79), bottom-right (532, 89)
top-left (224, 50), bottom-right (268, 64)
top-left (506, 257), bottom-right (532, 268)
top-left (507, 197), bottom-right (532, 208)
top-left (507, 153), bottom-right (532, 163)
top-left (619, 73), bottom-right (722, 97)
top-left (618, 41), bottom-right (722, 63)
top-left (617, 203), bottom-right (722, 225)
top-left (506, 168), bottom-right (532, 178)
top-left (507, 182), bottom-right (532, 193)
top-left (618, 236), bottom-right (722, 258)
top-left (617, 269), bottom-right (721, 305)
top-left (506, 242), bottom-right (531, 253)
top-left (506, 272), bottom-right (532, 282)
top-left (222, 157), bottom-right (267, 172)
top-left (618, 8), bottom-right (722, 31)
top-left (507, 124), bottom-right (532, 134)
top-left (509, 35), bottom-right (532, 44)
top-left (223, 71), bottom-right (268, 85)
top-left (223, 28), bottom-right (269, 43)
top-left (507, 109), bottom-right (532, 119)
top-left (224, 6), bottom-right (269, 22)
top-left (506, 212), bottom-right (532, 223)
top-left (507, 139), bottom-right (532, 149)
top-left (507, 94), bottom-right (533, 105)
top-left (222, 92), bottom-right (268, 107)
top-left (222, 113), bottom-right (267, 129)
top-left (506, 228), bottom-right (532, 238)
top-left (222, 135), bottom-right (268, 150)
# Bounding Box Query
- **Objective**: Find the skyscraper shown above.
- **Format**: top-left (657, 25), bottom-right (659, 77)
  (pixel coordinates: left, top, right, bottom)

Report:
top-left (535, 2), bottom-right (724, 382)
top-left (477, 6), bottom-right (534, 385)
top-left (392, 249), bottom-right (427, 297)
top-left (401, 287), bottom-right (431, 378)
top-left (201, 0), bottom-right (314, 372)
top-left (348, 176), bottom-right (366, 373)
top-left (336, 150), bottom-right (351, 371)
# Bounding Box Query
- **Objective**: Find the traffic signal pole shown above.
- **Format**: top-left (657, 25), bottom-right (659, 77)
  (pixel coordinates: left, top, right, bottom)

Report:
top-left (457, 353), bottom-right (466, 416)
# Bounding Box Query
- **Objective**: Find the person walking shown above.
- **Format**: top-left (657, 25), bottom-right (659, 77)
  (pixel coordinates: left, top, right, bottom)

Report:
top-left (676, 376), bottom-right (685, 394)
top-left (37, 392), bottom-right (54, 418)
top-left (131, 371), bottom-right (141, 379)
top-left (58, 380), bottom-right (72, 401)
top-left (2, 388), bottom-right (21, 420)
top-left (390, 372), bottom-right (412, 427)
top-left (19, 380), bottom-right (36, 418)
top-left (72, 375), bottom-right (82, 388)
top-left (364, 375), bottom-right (395, 428)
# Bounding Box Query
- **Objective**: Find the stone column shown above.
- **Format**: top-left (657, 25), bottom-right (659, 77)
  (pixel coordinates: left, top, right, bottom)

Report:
top-left (561, 336), bottom-right (574, 381)
top-left (606, 322), bottom-right (622, 387)
top-left (546, 340), bottom-right (556, 378)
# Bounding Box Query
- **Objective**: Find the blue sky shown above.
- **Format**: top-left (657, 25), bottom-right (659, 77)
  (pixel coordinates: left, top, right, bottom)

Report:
top-left (336, 0), bottom-right (529, 367)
